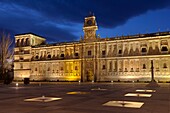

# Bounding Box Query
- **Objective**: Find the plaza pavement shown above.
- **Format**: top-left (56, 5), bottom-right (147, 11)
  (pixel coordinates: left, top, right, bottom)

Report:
top-left (0, 82), bottom-right (170, 113)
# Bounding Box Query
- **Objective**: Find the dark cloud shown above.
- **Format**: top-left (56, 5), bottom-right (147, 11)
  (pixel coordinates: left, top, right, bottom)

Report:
top-left (0, 0), bottom-right (170, 42)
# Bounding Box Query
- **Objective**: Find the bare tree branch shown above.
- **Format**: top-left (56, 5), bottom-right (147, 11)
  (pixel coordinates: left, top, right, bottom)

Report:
top-left (0, 32), bottom-right (13, 79)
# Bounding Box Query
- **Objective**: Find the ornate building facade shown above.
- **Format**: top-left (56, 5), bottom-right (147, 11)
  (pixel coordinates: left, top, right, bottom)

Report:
top-left (14, 15), bottom-right (170, 82)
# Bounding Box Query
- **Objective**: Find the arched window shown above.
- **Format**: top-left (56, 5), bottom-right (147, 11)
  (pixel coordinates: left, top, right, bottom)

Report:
top-left (163, 63), bottom-right (167, 68)
top-left (75, 66), bottom-right (78, 70)
top-left (141, 48), bottom-right (147, 53)
top-left (21, 39), bottom-right (25, 46)
top-left (161, 46), bottom-right (168, 52)
top-left (20, 63), bottom-right (23, 69)
top-left (60, 54), bottom-right (64, 57)
top-left (16, 39), bottom-right (20, 47)
top-left (25, 38), bottom-right (30, 46)
top-left (47, 67), bottom-right (50, 71)
top-left (102, 65), bottom-right (106, 70)
top-left (47, 54), bottom-right (51, 59)
top-left (35, 55), bottom-right (39, 59)
top-left (143, 64), bottom-right (146, 69)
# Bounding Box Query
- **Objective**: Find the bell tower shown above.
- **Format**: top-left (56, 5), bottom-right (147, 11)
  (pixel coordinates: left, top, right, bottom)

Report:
top-left (83, 14), bottom-right (98, 42)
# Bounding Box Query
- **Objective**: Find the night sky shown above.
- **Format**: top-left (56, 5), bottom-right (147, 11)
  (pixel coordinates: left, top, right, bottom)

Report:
top-left (0, 0), bottom-right (170, 43)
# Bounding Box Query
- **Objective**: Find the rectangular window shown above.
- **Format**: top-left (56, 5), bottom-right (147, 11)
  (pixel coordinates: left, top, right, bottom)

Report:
top-left (60, 54), bottom-right (64, 57)
top-left (75, 66), bottom-right (78, 70)
top-left (102, 50), bottom-right (106, 56)
top-left (124, 68), bottom-right (128, 72)
top-left (102, 65), bottom-right (106, 70)
top-left (88, 51), bottom-right (91, 56)
top-left (136, 68), bottom-right (139, 72)
top-left (141, 48), bottom-right (147, 53)
top-left (20, 57), bottom-right (24, 60)
top-left (61, 67), bottom-right (63, 71)
top-left (143, 64), bottom-right (146, 69)
top-left (163, 63), bottom-right (167, 68)
top-left (118, 50), bottom-right (122, 54)
top-left (75, 53), bottom-right (79, 56)
top-left (109, 61), bottom-right (112, 71)
top-left (20, 63), bottom-right (23, 69)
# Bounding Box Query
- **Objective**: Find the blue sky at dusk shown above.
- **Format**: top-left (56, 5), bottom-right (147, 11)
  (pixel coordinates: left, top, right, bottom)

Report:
top-left (0, 0), bottom-right (170, 43)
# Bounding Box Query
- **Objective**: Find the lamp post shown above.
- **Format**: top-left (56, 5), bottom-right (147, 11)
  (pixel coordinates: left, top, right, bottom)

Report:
top-left (146, 60), bottom-right (160, 87)
top-left (151, 60), bottom-right (154, 82)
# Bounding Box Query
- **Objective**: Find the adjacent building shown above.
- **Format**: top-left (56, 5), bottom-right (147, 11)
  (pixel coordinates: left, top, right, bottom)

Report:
top-left (14, 15), bottom-right (170, 82)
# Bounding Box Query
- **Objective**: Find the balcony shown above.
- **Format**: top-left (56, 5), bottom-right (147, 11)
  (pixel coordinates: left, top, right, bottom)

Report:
top-left (14, 50), bottom-right (30, 55)
top-left (31, 55), bottom-right (80, 61)
top-left (14, 59), bottom-right (30, 62)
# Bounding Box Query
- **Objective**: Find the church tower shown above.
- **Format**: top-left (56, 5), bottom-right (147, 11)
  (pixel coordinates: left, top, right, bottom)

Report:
top-left (83, 14), bottom-right (98, 42)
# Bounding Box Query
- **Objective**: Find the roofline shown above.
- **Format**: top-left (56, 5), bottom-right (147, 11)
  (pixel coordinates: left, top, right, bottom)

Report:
top-left (15, 32), bottom-right (45, 39)
top-left (106, 31), bottom-right (170, 40)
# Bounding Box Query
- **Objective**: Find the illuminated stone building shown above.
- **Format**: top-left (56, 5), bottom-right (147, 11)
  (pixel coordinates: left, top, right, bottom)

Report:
top-left (14, 15), bottom-right (170, 82)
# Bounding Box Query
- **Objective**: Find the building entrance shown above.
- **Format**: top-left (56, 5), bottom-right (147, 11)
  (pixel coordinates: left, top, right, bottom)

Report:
top-left (86, 70), bottom-right (93, 82)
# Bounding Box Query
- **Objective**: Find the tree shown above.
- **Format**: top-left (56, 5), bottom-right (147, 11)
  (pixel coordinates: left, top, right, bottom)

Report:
top-left (0, 32), bottom-right (13, 80)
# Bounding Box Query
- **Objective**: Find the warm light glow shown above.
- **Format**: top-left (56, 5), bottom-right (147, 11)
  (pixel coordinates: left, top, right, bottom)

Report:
top-left (16, 83), bottom-right (19, 87)
top-left (24, 96), bottom-right (62, 102)
top-left (103, 101), bottom-right (144, 108)
top-left (67, 91), bottom-right (89, 95)
top-left (66, 75), bottom-right (80, 81)
top-left (136, 89), bottom-right (156, 92)
top-left (64, 61), bottom-right (81, 81)
top-left (124, 93), bottom-right (152, 97)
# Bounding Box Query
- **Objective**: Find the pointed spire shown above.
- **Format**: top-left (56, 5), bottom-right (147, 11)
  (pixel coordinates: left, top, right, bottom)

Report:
top-left (80, 35), bottom-right (83, 41)
top-left (89, 11), bottom-right (94, 17)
